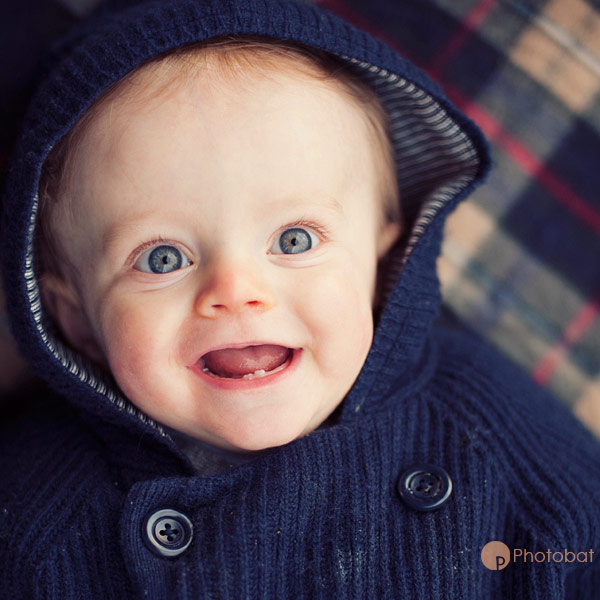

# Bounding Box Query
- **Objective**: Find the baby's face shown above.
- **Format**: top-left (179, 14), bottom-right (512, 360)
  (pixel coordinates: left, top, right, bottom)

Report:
top-left (49, 63), bottom-right (399, 451)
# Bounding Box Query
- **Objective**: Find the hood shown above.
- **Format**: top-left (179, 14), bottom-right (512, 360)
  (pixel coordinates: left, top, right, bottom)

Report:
top-left (1, 0), bottom-right (490, 446)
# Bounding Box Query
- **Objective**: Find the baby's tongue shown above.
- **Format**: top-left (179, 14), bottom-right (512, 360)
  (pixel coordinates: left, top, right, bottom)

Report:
top-left (202, 344), bottom-right (290, 378)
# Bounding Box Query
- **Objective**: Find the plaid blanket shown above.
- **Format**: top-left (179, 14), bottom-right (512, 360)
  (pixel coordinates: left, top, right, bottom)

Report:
top-left (317, 0), bottom-right (600, 436)
top-left (1, 0), bottom-right (599, 436)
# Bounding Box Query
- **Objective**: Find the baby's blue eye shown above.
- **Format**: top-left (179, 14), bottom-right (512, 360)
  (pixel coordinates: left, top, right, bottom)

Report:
top-left (135, 244), bottom-right (191, 274)
top-left (277, 228), bottom-right (315, 254)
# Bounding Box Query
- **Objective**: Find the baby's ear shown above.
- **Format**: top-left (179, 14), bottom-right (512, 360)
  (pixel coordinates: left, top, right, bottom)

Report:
top-left (40, 274), bottom-right (105, 365)
top-left (377, 220), bottom-right (402, 259)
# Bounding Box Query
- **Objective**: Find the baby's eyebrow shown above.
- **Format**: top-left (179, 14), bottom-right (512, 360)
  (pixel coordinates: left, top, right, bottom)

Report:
top-left (262, 195), bottom-right (345, 216)
top-left (102, 210), bottom-right (159, 253)
top-left (322, 196), bottom-right (344, 215)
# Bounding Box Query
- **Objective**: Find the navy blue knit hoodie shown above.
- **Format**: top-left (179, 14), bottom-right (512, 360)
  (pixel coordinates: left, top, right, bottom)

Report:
top-left (1, 0), bottom-right (599, 598)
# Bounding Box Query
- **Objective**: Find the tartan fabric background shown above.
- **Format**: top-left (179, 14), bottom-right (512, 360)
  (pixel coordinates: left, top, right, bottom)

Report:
top-left (318, 0), bottom-right (600, 437)
top-left (1, 0), bottom-right (599, 436)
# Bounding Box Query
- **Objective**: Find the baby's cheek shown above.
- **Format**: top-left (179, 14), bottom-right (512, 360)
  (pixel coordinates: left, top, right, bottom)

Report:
top-left (301, 264), bottom-right (374, 371)
top-left (98, 298), bottom-right (160, 384)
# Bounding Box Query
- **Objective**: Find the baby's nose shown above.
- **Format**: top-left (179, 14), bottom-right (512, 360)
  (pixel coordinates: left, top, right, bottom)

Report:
top-left (193, 257), bottom-right (275, 317)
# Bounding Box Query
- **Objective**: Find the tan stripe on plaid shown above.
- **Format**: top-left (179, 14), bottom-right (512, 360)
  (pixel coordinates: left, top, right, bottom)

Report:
top-left (435, 0), bottom-right (600, 435)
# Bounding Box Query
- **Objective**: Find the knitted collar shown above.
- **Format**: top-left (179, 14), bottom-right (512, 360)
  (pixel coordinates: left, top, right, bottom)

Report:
top-left (1, 0), bottom-right (490, 446)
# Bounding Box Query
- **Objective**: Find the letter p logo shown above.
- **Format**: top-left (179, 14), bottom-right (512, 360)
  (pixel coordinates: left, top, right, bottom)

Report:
top-left (481, 541), bottom-right (511, 570)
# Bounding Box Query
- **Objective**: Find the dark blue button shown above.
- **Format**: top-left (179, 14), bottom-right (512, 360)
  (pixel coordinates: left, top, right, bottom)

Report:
top-left (397, 464), bottom-right (452, 511)
top-left (144, 509), bottom-right (193, 557)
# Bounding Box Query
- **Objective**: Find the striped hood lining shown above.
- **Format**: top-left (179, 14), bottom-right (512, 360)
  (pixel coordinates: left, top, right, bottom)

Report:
top-left (25, 201), bottom-right (166, 434)
top-left (25, 57), bottom-right (480, 434)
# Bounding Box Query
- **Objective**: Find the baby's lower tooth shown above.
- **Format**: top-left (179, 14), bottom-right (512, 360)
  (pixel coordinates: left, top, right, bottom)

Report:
top-left (241, 369), bottom-right (268, 380)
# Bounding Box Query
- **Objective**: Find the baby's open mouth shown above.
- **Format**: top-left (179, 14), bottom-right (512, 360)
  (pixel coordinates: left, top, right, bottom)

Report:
top-left (199, 344), bottom-right (293, 380)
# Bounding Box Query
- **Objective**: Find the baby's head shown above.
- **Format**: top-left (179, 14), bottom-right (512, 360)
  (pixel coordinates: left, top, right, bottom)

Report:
top-left (37, 38), bottom-right (401, 451)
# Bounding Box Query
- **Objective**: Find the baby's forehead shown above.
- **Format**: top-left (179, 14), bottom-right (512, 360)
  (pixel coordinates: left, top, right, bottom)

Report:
top-left (113, 43), bottom-right (395, 199)
top-left (87, 56), bottom-right (375, 160)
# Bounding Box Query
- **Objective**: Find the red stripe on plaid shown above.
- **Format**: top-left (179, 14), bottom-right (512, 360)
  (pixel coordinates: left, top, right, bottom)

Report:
top-left (316, 0), bottom-right (372, 31)
top-left (319, 0), bottom-right (600, 234)
top-left (429, 0), bottom-right (497, 77)
top-left (448, 90), bottom-right (600, 234)
top-left (318, 0), bottom-right (421, 61)
top-left (319, 0), bottom-right (600, 386)
top-left (532, 292), bottom-right (600, 385)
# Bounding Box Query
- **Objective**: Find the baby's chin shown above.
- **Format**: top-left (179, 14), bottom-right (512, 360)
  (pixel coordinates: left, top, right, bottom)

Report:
top-left (196, 425), bottom-right (308, 453)
top-left (176, 410), bottom-right (328, 453)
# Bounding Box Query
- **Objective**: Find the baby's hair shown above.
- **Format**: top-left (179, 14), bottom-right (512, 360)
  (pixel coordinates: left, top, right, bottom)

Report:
top-left (38, 36), bottom-right (400, 280)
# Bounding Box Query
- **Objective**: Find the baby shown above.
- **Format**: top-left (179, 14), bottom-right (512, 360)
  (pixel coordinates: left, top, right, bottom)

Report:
top-left (38, 39), bottom-right (401, 452)
top-left (1, 0), bottom-right (599, 598)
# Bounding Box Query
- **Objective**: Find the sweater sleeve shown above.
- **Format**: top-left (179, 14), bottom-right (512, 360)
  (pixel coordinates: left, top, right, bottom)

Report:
top-left (436, 328), bottom-right (600, 596)
top-left (483, 361), bottom-right (599, 552)
top-left (0, 400), bottom-right (134, 599)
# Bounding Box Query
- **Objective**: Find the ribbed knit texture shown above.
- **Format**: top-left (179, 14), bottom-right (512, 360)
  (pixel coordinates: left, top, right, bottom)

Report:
top-left (1, 0), bottom-right (599, 598)
top-left (2, 333), bottom-right (599, 598)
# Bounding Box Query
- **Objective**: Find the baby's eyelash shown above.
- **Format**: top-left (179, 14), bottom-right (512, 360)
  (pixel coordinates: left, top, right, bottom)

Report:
top-left (286, 219), bottom-right (330, 239)
top-left (126, 237), bottom-right (172, 265)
